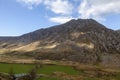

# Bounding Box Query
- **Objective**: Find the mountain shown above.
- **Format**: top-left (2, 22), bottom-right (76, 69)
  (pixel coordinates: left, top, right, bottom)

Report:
top-left (0, 19), bottom-right (120, 67)
top-left (116, 30), bottom-right (120, 34)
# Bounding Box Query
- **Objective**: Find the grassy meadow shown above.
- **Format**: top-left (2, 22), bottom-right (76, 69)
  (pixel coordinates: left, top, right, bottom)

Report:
top-left (0, 63), bottom-right (120, 80)
top-left (0, 63), bottom-right (79, 75)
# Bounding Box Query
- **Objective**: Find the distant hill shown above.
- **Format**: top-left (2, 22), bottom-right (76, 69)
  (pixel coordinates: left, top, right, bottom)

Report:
top-left (0, 19), bottom-right (120, 67)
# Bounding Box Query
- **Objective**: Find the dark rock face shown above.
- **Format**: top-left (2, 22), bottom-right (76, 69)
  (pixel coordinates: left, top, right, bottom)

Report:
top-left (0, 19), bottom-right (120, 67)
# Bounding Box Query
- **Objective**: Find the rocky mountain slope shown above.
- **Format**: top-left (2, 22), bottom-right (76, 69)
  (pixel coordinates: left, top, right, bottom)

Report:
top-left (0, 19), bottom-right (120, 67)
top-left (116, 30), bottom-right (120, 34)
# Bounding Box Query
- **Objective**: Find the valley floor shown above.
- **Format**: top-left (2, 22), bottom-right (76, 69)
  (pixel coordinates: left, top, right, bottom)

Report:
top-left (0, 54), bottom-right (120, 80)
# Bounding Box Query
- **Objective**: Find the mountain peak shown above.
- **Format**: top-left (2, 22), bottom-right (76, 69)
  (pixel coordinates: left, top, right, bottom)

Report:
top-left (67, 18), bottom-right (96, 23)
top-left (62, 18), bottom-right (106, 30)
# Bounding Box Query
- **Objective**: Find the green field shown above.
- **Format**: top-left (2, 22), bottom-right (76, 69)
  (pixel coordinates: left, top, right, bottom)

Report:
top-left (0, 63), bottom-right (79, 75)
top-left (37, 77), bottom-right (62, 80)
top-left (0, 63), bottom-right (120, 80)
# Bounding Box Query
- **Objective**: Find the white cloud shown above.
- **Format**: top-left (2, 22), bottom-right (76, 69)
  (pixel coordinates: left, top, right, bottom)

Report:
top-left (17, 0), bottom-right (42, 9)
top-left (43, 0), bottom-right (73, 15)
top-left (17, 0), bottom-right (73, 15)
top-left (17, 0), bottom-right (120, 23)
top-left (49, 16), bottom-right (73, 23)
top-left (17, 0), bottom-right (74, 23)
top-left (78, 0), bottom-right (120, 20)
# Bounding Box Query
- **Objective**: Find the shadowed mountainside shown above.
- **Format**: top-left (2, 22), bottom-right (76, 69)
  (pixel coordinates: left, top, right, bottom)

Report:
top-left (116, 30), bottom-right (120, 34)
top-left (0, 19), bottom-right (120, 67)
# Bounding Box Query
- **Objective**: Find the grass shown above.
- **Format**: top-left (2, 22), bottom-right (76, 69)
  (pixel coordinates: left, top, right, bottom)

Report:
top-left (0, 63), bottom-right (34, 74)
top-left (37, 77), bottom-right (62, 80)
top-left (114, 72), bottom-right (120, 80)
top-left (0, 63), bottom-right (79, 75)
top-left (84, 77), bottom-right (100, 80)
top-left (37, 65), bottom-right (79, 75)
top-left (0, 63), bottom-right (120, 80)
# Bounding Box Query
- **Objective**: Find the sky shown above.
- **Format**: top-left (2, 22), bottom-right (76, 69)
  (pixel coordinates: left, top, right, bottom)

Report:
top-left (0, 0), bottom-right (120, 36)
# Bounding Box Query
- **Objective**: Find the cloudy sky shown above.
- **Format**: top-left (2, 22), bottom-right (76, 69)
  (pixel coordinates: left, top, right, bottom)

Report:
top-left (0, 0), bottom-right (120, 36)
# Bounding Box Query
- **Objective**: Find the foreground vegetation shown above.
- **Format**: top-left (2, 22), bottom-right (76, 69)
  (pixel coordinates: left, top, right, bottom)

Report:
top-left (0, 63), bottom-right (79, 75)
top-left (0, 62), bottom-right (120, 80)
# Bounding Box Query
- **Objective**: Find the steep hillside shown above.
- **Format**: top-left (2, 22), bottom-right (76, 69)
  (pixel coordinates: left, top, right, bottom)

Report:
top-left (0, 19), bottom-right (120, 67)
top-left (116, 30), bottom-right (120, 34)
